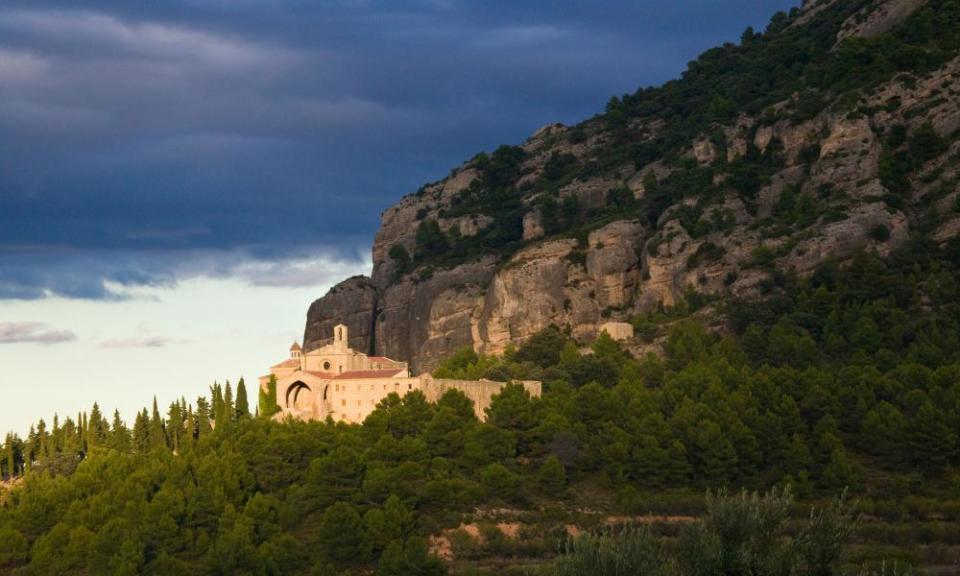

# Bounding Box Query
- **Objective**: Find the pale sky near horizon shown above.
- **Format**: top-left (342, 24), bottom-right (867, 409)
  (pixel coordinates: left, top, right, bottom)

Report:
top-left (0, 255), bottom-right (370, 436)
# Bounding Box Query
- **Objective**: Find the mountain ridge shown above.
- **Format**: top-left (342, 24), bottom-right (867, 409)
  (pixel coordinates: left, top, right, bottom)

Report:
top-left (305, 0), bottom-right (960, 371)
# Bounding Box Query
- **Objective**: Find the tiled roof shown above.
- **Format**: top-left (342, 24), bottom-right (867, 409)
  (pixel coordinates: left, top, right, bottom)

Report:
top-left (271, 359), bottom-right (300, 369)
top-left (296, 369), bottom-right (406, 381)
top-left (334, 369), bottom-right (406, 380)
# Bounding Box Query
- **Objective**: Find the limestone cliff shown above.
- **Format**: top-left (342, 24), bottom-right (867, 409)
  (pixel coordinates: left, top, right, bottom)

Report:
top-left (306, 0), bottom-right (960, 371)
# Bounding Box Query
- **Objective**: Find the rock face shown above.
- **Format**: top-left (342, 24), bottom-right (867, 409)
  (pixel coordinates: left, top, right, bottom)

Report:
top-left (303, 0), bottom-right (959, 371)
top-left (303, 276), bottom-right (377, 354)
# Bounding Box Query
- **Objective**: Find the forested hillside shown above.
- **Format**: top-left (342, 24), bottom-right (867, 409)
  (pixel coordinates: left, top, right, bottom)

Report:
top-left (3, 244), bottom-right (960, 574)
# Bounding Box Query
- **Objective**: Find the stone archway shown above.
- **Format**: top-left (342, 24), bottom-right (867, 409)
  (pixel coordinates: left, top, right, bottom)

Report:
top-left (285, 381), bottom-right (313, 411)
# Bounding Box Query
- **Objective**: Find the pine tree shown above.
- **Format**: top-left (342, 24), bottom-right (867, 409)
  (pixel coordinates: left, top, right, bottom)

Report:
top-left (89, 403), bottom-right (107, 447)
top-left (109, 410), bottom-right (131, 453)
top-left (235, 378), bottom-right (250, 420)
top-left (908, 401), bottom-right (955, 473)
top-left (632, 435), bottom-right (668, 488)
top-left (664, 440), bottom-right (693, 485)
top-left (195, 397), bottom-right (212, 437)
top-left (694, 421), bottom-right (738, 486)
top-left (537, 455), bottom-right (567, 495)
top-left (61, 417), bottom-right (80, 455)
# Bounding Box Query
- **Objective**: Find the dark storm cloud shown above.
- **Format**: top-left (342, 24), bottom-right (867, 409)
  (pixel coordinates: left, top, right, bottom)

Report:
top-left (0, 0), bottom-right (798, 299)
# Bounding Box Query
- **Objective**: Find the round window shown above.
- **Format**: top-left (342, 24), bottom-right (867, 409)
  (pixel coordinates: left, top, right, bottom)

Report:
top-left (323, 361), bottom-right (331, 370)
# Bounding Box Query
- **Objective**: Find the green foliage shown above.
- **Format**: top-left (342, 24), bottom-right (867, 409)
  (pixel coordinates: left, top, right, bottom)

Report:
top-left (552, 489), bottom-right (857, 576)
top-left (678, 489), bottom-right (856, 576)
top-left (259, 375), bottom-right (281, 419)
top-left (537, 455), bottom-right (567, 496)
top-left (415, 219), bottom-right (450, 260)
top-left (512, 325), bottom-right (571, 368)
top-left (553, 525), bottom-right (668, 576)
top-left (320, 502), bottom-right (371, 564)
top-left (881, 122), bottom-right (949, 195)
top-left (389, 243), bottom-right (412, 278)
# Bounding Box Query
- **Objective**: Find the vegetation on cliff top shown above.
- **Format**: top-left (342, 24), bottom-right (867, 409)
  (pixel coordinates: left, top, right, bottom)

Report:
top-left (396, 0), bottom-right (960, 278)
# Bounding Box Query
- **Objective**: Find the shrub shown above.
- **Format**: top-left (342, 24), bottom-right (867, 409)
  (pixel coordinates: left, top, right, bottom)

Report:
top-left (751, 245), bottom-right (777, 268)
top-left (537, 456), bottom-right (567, 496)
top-left (415, 219), bottom-right (449, 260)
top-left (389, 244), bottom-right (412, 277)
top-left (553, 525), bottom-right (667, 576)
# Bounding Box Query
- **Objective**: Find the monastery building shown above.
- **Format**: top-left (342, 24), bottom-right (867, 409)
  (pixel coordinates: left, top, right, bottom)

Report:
top-left (259, 324), bottom-right (541, 423)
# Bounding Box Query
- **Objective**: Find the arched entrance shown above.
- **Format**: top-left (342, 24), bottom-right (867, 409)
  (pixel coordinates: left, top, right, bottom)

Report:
top-left (285, 381), bottom-right (313, 411)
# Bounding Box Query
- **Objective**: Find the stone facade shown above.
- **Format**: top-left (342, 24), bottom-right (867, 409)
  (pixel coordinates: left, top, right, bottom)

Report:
top-left (261, 324), bottom-right (541, 424)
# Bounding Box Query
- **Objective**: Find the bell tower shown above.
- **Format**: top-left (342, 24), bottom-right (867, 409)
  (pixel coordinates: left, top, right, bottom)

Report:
top-left (333, 324), bottom-right (348, 352)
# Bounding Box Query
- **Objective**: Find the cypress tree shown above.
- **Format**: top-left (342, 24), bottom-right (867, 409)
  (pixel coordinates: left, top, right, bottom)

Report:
top-left (149, 397), bottom-right (166, 449)
top-left (4, 434), bottom-right (15, 479)
top-left (80, 412), bottom-right (88, 452)
top-left (51, 415), bottom-right (61, 454)
top-left (168, 401), bottom-right (184, 453)
top-left (133, 409), bottom-right (151, 453)
top-left (36, 419), bottom-right (48, 459)
top-left (182, 401), bottom-right (197, 447)
top-left (211, 383), bottom-right (225, 426)
top-left (259, 375), bottom-right (280, 418)
top-left (224, 381), bottom-right (234, 423)
top-left (235, 378), bottom-right (250, 420)
top-left (25, 425), bottom-right (37, 469)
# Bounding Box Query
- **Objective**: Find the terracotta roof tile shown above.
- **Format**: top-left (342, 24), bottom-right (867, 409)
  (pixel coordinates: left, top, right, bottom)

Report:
top-left (334, 369), bottom-right (406, 380)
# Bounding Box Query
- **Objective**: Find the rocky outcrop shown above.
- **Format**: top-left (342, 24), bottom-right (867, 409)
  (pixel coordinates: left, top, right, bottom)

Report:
top-left (836, 0), bottom-right (929, 43)
top-left (303, 276), bottom-right (377, 354)
top-left (375, 258), bottom-right (497, 370)
top-left (304, 0), bottom-right (958, 371)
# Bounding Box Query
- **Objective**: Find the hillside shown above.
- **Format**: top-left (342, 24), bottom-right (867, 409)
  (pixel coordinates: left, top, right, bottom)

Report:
top-left (3, 1), bottom-right (960, 574)
top-left (3, 247), bottom-right (960, 573)
top-left (304, 0), bottom-right (960, 372)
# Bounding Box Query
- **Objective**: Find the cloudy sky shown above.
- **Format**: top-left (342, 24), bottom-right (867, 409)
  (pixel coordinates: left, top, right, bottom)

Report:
top-left (0, 0), bottom-right (796, 435)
